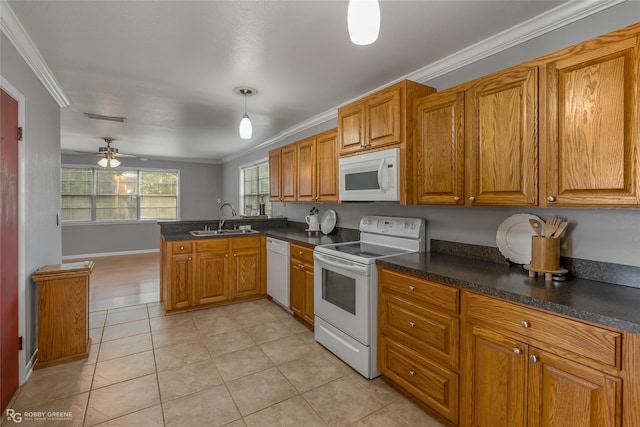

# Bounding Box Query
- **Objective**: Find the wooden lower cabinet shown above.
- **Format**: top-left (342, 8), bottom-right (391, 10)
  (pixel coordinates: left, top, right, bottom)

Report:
top-left (32, 262), bottom-right (93, 369)
top-left (378, 267), bottom-right (460, 424)
top-left (461, 291), bottom-right (622, 427)
top-left (161, 236), bottom-right (265, 313)
top-left (290, 244), bottom-right (314, 326)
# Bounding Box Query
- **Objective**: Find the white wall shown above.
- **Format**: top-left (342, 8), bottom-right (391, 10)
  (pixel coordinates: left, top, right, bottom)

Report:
top-left (222, 2), bottom-right (640, 268)
top-left (1, 32), bottom-right (62, 370)
top-left (61, 155), bottom-right (223, 257)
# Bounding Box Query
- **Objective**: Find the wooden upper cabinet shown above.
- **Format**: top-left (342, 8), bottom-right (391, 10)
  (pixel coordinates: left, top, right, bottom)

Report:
top-left (268, 149), bottom-right (281, 201)
top-left (280, 144), bottom-right (296, 201)
top-left (338, 102), bottom-right (365, 154)
top-left (543, 35), bottom-right (640, 207)
top-left (315, 128), bottom-right (339, 202)
top-left (338, 80), bottom-right (435, 157)
top-left (466, 65), bottom-right (538, 206)
top-left (296, 136), bottom-right (316, 202)
top-left (366, 87), bottom-right (402, 149)
top-left (415, 89), bottom-right (465, 205)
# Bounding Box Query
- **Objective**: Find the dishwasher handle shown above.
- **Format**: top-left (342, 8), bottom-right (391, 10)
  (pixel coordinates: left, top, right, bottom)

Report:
top-left (266, 238), bottom-right (290, 256)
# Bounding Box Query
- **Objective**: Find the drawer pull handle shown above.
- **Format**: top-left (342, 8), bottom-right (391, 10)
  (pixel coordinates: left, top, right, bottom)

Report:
top-left (547, 195), bottom-right (556, 202)
top-left (409, 322), bottom-right (415, 328)
top-left (521, 320), bottom-right (530, 329)
top-left (409, 370), bottom-right (415, 377)
top-left (513, 348), bottom-right (522, 355)
top-left (530, 355), bottom-right (539, 363)
top-left (408, 285), bottom-right (415, 292)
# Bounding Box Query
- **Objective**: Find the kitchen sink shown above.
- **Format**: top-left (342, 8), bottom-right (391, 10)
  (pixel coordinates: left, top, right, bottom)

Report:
top-left (189, 229), bottom-right (259, 237)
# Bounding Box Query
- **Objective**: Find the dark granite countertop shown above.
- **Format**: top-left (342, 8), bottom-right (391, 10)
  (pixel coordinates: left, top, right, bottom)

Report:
top-left (160, 219), bottom-right (359, 248)
top-left (377, 252), bottom-right (640, 335)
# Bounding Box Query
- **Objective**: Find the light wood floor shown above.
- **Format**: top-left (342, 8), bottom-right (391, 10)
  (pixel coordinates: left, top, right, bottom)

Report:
top-left (68, 252), bottom-right (160, 313)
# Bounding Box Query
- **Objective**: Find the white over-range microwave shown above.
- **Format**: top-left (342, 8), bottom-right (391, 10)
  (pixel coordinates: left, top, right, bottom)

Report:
top-left (339, 147), bottom-right (400, 201)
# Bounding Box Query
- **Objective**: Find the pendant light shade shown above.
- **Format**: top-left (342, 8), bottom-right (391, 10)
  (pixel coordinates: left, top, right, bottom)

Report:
top-left (348, 0), bottom-right (380, 45)
top-left (234, 87), bottom-right (257, 140)
top-left (239, 113), bottom-right (252, 139)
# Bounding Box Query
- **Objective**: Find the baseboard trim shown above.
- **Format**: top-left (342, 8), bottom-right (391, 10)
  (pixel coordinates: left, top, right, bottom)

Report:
top-left (62, 248), bottom-right (160, 260)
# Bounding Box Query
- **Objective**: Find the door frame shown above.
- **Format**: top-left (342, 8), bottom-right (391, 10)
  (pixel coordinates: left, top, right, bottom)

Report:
top-left (0, 75), bottom-right (28, 385)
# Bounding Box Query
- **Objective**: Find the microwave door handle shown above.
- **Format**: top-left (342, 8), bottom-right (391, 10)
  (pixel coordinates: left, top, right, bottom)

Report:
top-left (377, 158), bottom-right (387, 191)
top-left (314, 253), bottom-right (369, 275)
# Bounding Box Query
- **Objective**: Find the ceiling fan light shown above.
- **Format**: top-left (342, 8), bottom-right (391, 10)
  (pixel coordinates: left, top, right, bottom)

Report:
top-left (348, 0), bottom-right (380, 45)
top-left (239, 113), bottom-right (252, 139)
top-left (109, 158), bottom-right (121, 167)
top-left (98, 157), bottom-right (109, 167)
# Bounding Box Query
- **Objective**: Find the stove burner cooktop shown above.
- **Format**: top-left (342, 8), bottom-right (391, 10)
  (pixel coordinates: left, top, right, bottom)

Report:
top-left (319, 241), bottom-right (411, 259)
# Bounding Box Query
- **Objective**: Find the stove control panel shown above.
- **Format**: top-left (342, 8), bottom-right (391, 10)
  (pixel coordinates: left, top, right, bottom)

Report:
top-left (359, 216), bottom-right (425, 239)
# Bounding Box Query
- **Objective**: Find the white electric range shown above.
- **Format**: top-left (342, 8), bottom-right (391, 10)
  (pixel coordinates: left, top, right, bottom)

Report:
top-left (313, 216), bottom-right (425, 378)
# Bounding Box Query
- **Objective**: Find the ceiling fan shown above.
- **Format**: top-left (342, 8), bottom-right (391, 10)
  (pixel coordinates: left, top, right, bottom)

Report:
top-left (74, 137), bottom-right (136, 167)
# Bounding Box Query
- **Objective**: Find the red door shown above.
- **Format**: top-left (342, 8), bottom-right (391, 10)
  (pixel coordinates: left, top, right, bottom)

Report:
top-left (1, 88), bottom-right (19, 412)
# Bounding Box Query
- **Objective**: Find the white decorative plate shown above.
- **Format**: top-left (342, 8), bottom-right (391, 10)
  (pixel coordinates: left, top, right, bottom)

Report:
top-left (320, 209), bottom-right (337, 235)
top-left (496, 213), bottom-right (542, 265)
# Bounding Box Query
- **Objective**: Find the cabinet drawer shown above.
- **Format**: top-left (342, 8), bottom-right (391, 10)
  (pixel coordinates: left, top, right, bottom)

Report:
top-left (379, 268), bottom-right (459, 313)
top-left (231, 235), bottom-right (262, 249)
top-left (379, 338), bottom-right (459, 424)
top-left (291, 244), bottom-right (314, 264)
top-left (464, 292), bottom-right (621, 369)
top-left (196, 239), bottom-right (228, 253)
top-left (380, 293), bottom-right (459, 369)
top-left (171, 241), bottom-right (193, 254)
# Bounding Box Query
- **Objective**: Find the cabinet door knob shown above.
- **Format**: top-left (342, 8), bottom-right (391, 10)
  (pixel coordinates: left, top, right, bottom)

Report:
top-left (530, 355), bottom-right (539, 363)
top-left (408, 285), bottom-right (415, 292)
top-left (547, 195), bottom-right (556, 202)
top-left (513, 348), bottom-right (522, 355)
top-left (521, 320), bottom-right (530, 329)
top-left (188, 257), bottom-right (191, 261)
top-left (409, 370), bottom-right (415, 377)
top-left (469, 196), bottom-right (476, 202)
top-left (409, 321), bottom-right (415, 328)
top-left (453, 196), bottom-right (460, 202)
top-left (225, 254), bottom-right (228, 258)
top-left (233, 253), bottom-right (237, 257)
top-left (180, 246), bottom-right (184, 250)
top-left (299, 263), bottom-right (304, 269)
top-left (299, 251), bottom-right (304, 255)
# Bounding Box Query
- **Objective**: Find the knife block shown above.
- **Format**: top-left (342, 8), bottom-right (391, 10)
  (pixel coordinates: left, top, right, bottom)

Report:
top-left (531, 236), bottom-right (560, 271)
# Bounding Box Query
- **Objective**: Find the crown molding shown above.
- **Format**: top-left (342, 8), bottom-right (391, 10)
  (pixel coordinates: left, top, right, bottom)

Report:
top-left (0, 0), bottom-right (70, 107)
top-left (406, 0), bottom-right (627, 83)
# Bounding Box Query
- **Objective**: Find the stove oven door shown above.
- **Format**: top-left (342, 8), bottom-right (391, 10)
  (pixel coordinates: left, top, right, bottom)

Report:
top-left (313, 251), bottom-right (371, 345)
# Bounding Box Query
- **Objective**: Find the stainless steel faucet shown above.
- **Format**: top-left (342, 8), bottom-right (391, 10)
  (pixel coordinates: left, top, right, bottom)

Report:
top-left (219, 203), bottom-right (237, 230)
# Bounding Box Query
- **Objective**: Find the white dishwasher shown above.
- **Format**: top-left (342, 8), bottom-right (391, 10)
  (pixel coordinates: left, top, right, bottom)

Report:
top-left (266, 237), bottom-right (291, 311)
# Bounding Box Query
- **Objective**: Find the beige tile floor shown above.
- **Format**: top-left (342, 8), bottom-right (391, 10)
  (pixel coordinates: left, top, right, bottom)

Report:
top-left (6, 299), bottom-right (445, 426)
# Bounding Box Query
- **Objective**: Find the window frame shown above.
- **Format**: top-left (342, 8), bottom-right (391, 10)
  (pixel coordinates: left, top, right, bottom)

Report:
top-left (61, 164), bottom-right (180, 225)
top-left (239, 158), bottom-right (270, 217)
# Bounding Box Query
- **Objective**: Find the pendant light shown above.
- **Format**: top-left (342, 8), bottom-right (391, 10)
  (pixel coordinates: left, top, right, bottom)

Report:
top-left (234, 87), bottom-right (257, 139)
top-left (347, 0), bottom-right (380, 45)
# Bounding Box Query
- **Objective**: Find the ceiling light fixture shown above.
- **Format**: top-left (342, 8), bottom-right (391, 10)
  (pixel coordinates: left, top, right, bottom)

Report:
top-left (83, 113), bottom-right (127, 123)
top-left (347, 0), bottom-right (380, 45)
top-left (234, 87), bottom-right (257, 139)
top-left (96, 137), bottom-right (121, 168)
top-left (97, 156), bottom-right (120, 168)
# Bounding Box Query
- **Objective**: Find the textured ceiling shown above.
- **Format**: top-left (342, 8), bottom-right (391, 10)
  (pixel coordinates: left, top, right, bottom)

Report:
top-left (7, 0), bottom-right (572, 163)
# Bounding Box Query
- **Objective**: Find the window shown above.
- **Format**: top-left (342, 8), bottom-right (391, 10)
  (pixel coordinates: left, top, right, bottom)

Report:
top-left (61, 166), bottom-right (179, 222)
top-left (240, 160), bottom-right (270, 216)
